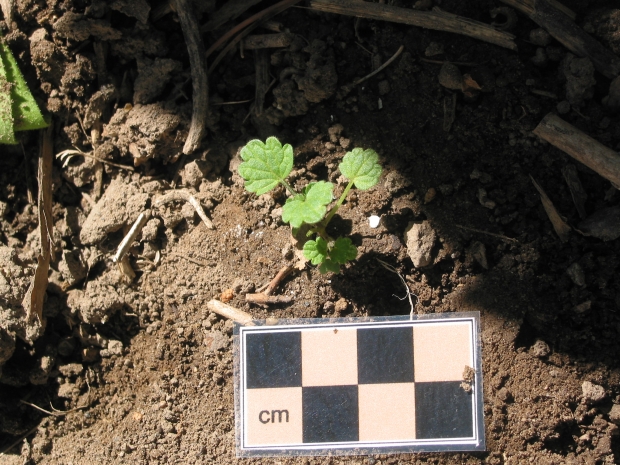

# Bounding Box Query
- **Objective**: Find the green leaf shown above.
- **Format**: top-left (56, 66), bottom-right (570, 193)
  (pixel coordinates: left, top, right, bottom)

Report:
top-left (303, 237), bottom-right (328, 265)
top-left (330, 237), bottom-right (358, 264)
top-left (319, 259), bottom-right (341, 274)
top-left (282, 181), bottom-right (333, 228)
top-left (0, 34), bottom-right (47, 145)
top-left (339, 147), bottom-right (382, 190)
top-left (238, 136), bottom-right (293, 195)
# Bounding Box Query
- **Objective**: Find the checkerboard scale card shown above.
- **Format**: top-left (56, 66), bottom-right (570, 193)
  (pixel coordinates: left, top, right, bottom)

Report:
top-left (234, 313), bottom-right (484, 457)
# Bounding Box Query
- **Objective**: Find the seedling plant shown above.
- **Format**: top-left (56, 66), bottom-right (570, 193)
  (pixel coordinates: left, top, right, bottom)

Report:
top-left (238, 137), bottom-right (382, 274)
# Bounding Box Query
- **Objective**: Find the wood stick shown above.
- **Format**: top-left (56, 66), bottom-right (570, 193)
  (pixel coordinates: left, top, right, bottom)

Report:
top-left (154, 189), bottom-right (214, 229)
top-left (112, 210), bottom-right (151, 263)
top-left (307, 0), bottom-right (517, 51)
top-left (265, 265), bottom-right (293, 296)
top-left (207, 299), bottom-right (255, 326)
top-left (499, 0), bottom-right (575, 20)
top-left (243, 33), bottom-right (293, 50)
top-left (533, 113), bottom-right (620, 188)
top-left (501, 0), bottom-right (620, 79)
top-left (174, 0), bottom-right (208, 154)
top-left (254, 49), bottom-right (270, 116)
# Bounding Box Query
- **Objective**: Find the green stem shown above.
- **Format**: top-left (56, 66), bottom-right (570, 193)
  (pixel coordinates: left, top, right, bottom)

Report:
top-left (280, 179), bottom-right (298, 196)
top-left (324, 180), bottom-right (354, 226)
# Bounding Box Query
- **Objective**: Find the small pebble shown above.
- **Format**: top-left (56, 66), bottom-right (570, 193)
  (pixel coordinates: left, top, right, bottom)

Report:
top-left (425, 42), bottom-right (444, 57)
top-left (424, 187), bottom-right (436, 204)
top-left (368, 215), bottom-right (381, 228)
top-left (566, 262), bottom-right (585, 286)
top-left (438, 63), bottom-right (463, 90)
top-left (531, 47), bottom-right (548, 67)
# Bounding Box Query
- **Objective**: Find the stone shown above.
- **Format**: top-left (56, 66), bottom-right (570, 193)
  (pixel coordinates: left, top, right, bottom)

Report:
top-left (404, 221), bottom-right (436, 267)
top-left (438, 63), bottom-right (463, 90)
top-left (567, 262), bottom-right (585, 286)
top-left (582, 381), bottom-right (606, 403)
top-left (204, 331), bottom-right (229, 352)
top-left (468, 241), bottom-right (488, 269)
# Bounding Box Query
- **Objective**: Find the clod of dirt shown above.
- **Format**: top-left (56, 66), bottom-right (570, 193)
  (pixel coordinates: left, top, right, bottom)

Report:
top-left (584, 8), bottom-right (620, 56)
top-left (29, 346), bottom-right (56, 385)
top-left (58, 250), bottom-right (88, 287)
top-left (404, 220), bottom-right (436, 267)
top-left (560, 54), bottom-right (596, 107)
top-left (467, 241), bottom-right (488, 269)
top-left (181, 160), bottom-right (212, 188)
top-left (582, 381), bottom-right (606, 404)
top-left (531, 48), bottom-right (548, 68)
top-left (529, 28), bottom-right (552, 47)
top-left (603, 76), bottom-right (620, 108)
top-left (83, 84), bottom-right (117, 129)
top-left (293, 40), bottom-right (338, 103)
top-left (438, 62), bottom-right (463, 90)
top-left (80, 177), bottom-right (149, 245)
top-left (110, 0), bottom-right (150, 24)
top-left (425, 42), bottom-right (444, 57)
top-left (531, 339), bottom-right (550, 357)
top-left (53, 12), bottom-right (122, 42)
top-left (102, 103), bottom-right (182, 164)
top-left (29, 28), bottom-right (64, 84)
top-left (134, 57), bottom-right (182, 104)
top-left (577, 206), bottom-right (620, 241)
top-left (271, 80), bottom-right (309, 118)
top-left (66, 276), bottom-right (126, 325)
top-left (60, 157), bottom-right (99, 188)
top-left (328, 124), bottom-right (344, 143)
top-left (609, 404), bottom-right (620, 425)
top-left (0, 247), bottom-right (44, 350)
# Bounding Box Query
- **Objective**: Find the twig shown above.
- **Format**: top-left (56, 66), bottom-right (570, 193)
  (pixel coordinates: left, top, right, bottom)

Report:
top-left (154, 189), bottom-right (214, 229)
top-left (377, 259), bottom-right (417, 318)
top-left (174, 0), bottom-right (208, 154)
top-left (20, 142), bottom-right (35, 204)
top-left (342, 45), bottom-right (404, 93)
top-left (112, 211), bottom-right (151, 263)
top-left (207, 299), bottom-right (255, 326)
top-left (56, 148), bottom-right (134, 171)
top-left (169, 252), bottom-right (208, 267)
top-left (19, 400), bottom-right (87, 417)
top-left (533, 113), bottom-right (620, 188)
top-left (246, 265), bottom-right (294, 305)
top-left (308, 0), bottom-right (517, 50)
top-left (455, 224), bottom-right (519, 244)
top-left (419, 57), bottom-right (482, 67)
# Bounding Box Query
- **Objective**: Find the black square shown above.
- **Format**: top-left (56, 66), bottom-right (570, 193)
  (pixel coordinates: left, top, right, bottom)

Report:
top-left (302, 386), bottom-right (359, 443)
top-left (357, 326), bottom-right (414, 384)
top-left (245, 331), bottom-right (302, 389)
top-left (415, 381), bottom-right (474, 439)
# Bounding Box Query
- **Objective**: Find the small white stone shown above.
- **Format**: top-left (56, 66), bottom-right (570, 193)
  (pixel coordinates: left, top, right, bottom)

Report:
top-left (368, 215), bottom-right (381, 228)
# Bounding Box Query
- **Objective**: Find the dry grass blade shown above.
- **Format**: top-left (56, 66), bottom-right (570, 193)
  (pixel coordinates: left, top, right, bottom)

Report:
top-left (530, 175), bottom-right (571, 242)
top-left (56, 147), bottom-right (134, 171)
top-left (22, 124), bottom-right (54, 325)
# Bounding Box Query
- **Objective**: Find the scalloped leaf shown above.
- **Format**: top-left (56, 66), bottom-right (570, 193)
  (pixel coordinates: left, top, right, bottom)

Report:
top-left (339, 147), bottom-right (382, 190)
top-left (330, 237), bottom-right (358, 264)
top-left (303, 237), bottom-right (328, 265)
top-left (282, 181), bottom-right (333, 228)
top-left (238, 136), bottom-right (293, 195)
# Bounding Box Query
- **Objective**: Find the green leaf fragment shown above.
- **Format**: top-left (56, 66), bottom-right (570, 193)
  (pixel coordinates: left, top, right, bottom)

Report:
top-left (0, 35), bottom-right (48, 144)
top-left (339, 147), bottom-right (382, 190)
top-left (282, 181), bottom-right (333, 228)
top-left (238, 136), bottom-right (293, 195)
top-left (303, 237), bottom-right (328, 265)
top-left (330, 237), bottom-right (358, 264)
top-left (319, 259), bottom-right (341, 274)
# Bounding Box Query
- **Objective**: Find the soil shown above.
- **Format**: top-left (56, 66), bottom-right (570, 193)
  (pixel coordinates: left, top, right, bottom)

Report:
top-left (2, 0), bottom-right (620, 464)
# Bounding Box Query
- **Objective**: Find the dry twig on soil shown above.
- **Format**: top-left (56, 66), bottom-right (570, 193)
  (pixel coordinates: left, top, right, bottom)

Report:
top-left (112, 211), bottom-right (151, 263)
top-left (455, 224), bottom-right (519, 244)
top-left (154, 189), bottom-right (214, 229)
top-left (533, 113), bottom-right (620, 188)
top-left (307, 0), bottom-right (517, 50)
top-left (174, 0), bottom-right (208, 154)
top-left (501, 0), bottom-right (620, 79)
top-left (22, 125), bottom-right (54, 324)
top-left (207, 299), bottom-right (255, 326)
top-left (341, 45), bottom-right (404, 94)
top-left (377, 259), bottom-right (417, 318)
top-left (246, 265), bottom-right (294, 305)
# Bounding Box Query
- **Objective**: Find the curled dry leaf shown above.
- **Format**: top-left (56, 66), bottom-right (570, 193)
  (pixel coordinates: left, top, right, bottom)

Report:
top-left (530, 176), bottom-right (571, 243)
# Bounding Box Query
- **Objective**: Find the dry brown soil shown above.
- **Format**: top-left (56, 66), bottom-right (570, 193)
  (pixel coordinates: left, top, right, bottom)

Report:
top-left (2, 0), bottom-right (620, 464)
